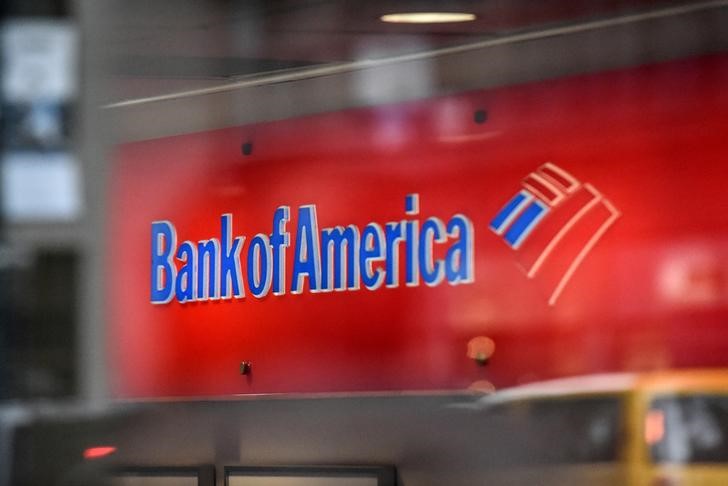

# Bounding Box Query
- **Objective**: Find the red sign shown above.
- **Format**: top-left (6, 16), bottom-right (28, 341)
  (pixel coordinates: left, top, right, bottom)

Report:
top-left (109, 54), bottom-right (728, 398)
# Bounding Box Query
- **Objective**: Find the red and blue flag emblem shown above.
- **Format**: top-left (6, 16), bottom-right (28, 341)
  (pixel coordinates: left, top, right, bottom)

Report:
top-left (490, 163), bottom-right (620, 305)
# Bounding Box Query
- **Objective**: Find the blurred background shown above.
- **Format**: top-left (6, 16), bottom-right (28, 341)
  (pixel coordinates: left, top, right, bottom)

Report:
top-left (0, 1), bottom-right (727, 485)
top-left (1, 0), bottom-right (78, 402)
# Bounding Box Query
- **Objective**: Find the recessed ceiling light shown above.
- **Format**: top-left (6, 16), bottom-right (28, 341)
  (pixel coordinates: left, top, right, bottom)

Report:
top-left (380, 12), bottom-right (476, 24)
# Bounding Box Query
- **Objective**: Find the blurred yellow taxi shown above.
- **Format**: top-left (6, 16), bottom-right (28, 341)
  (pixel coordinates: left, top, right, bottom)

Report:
top-left (474, 369), bottom-right (728, 486)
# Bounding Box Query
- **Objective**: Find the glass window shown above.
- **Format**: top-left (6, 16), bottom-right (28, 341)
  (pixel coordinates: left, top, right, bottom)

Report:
top-left (485, 395), bottom-right (622, 465)
top-left (650, 394), bottom-right (728, 463)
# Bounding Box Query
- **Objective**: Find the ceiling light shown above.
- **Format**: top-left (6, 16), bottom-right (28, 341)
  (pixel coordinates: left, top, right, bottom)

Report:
top-left (380, 12), bottom-right (476, 24)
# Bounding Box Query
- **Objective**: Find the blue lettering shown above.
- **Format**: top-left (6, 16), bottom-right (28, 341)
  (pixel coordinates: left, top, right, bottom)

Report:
top-left (175, 241), bottom-right (196, 302)
top-left (360, 223), bottom-right (385, 290)
top-left (321, 225), bottom-right (360, 291)
top-left (220, 214), bottom-right (245, 299)
top-left (151, 221), bottom-right (176, 304)
top-left (271, 206), bottom-right (290, 296)
top-left (384, 222), bottom-right (404, 288)
top-left (405, 193), bottom-right (419, 215)
top-left (197, 239), bottom-right (220, 300)
top-left (419, 217), bottom-right (446, 286)
top-left (150, 194), bottom-right (474, 305)
top-left (247, 234), bottom-right (272, 298)
top-left (405, 222), bottom-right (419, 288)
top-left (291, 205), bottom-right (321, 293)
top-left (445, 215), bottom-right (475, 284)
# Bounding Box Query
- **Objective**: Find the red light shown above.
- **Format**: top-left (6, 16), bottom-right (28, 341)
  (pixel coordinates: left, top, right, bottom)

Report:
top-left (645, 410), bottom-right (665, 445)
top-left (83, 446), bottom-right (117, 460)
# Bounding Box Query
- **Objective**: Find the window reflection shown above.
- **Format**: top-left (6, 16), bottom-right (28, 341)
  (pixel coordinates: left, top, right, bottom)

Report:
top-left (485, 396), bottom-right (621, 465)
top-left (650, 395), bottom-right (728, 463)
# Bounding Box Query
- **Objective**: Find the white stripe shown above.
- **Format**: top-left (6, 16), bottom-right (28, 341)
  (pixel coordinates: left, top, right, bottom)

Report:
top-left (548, 197), bottom-right (621, 305)
top-left (103, 0), bottom-right (728, 109)
top-left (493, 190), bottom-right (533, 235)
top-left (510, 200), bottom-right (549, 249)
top-left (527, 185), bottom-right (601, 278)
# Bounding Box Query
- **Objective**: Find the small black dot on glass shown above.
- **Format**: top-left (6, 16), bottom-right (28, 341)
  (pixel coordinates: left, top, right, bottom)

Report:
top-left (240, 361), bottom-right (252, 375)
top-left (474, 110), bottom-right (488, 124)
top-left (241, 142), bottom-right (253, 156)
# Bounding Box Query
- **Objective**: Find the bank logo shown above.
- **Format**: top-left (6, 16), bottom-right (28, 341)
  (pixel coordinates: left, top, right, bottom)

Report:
top-left (490, 163), bottom-right (620, 305)
top-left (150, 194), bottom-right (475, 305)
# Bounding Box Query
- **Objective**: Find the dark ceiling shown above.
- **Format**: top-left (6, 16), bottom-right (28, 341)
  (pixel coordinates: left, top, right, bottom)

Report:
top-left (101, 0), bottom-right (706, 101)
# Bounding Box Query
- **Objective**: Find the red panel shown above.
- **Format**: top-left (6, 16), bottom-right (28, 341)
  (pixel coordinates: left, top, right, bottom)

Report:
top-left (109, 55), bottom-right (728, 398)
top-left (522, 174), bottom-right (563, 204)
top-left (517, 185), bottom-right (597, 271)
top-left (526, 195), bottom-right (618, 305)
top-left (539, 164), bottom-right (578, 192)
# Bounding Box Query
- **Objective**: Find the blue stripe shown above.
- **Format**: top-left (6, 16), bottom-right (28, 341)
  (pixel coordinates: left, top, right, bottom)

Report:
top-left (504, 201), bottom-right (548, 247)
top-left (490, 192), bottom-right (528, 232)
